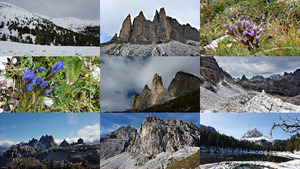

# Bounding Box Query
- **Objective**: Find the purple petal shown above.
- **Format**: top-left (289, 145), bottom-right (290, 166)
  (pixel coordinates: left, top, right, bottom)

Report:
top-left (245, 20), bottom-right (250, 28)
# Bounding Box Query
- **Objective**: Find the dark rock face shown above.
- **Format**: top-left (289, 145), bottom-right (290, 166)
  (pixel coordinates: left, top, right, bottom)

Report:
top-left (250, 75), bottom-right (265, 81)
top-left (242, 128), bottom-right (263, 138)
top-left (60, 140), bottom-right (70, 147)
top-left (131, 71), bottom-right (200, 110)
top-left (100, 116), bottom-right (200, 160)
top-left (118, 8), bottom-right (199, 44)
top-left (38, 134), bottom-right (57, 150)
top-left (237, 69), bottom-right (300, 97)
top-left (200, 57), bottom-right (233, 92)
top-left (100, 126), bottom-right (137, 160)
top-left (168, 71), bottom-right (200, 97)
top-left (0, 135), bottom-right (99, 168)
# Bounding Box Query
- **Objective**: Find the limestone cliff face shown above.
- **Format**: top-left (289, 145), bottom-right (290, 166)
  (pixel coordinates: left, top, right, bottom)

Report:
top-left (130, 71), bottom-right (200, 111)
top-left (119, 14), bottom-right (132, 43)
top-left (118, 8), bottom-right (199, 44)
top-left (168, 71), bottom-right (200, 97)
top-left (99, 116), bottom-right (200, 160)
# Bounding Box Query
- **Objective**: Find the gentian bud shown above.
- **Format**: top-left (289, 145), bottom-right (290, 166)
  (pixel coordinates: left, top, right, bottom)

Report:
top-left (45, 89), bottom-right (52, 95)
top-left (51, 61), bottom-right (64, 75)
top-left (38, 67), bottom-right (46, 72)
top-left (20, 89), bottom-right (23, 93)
top-left (39, 81), bottom-right (49, 88)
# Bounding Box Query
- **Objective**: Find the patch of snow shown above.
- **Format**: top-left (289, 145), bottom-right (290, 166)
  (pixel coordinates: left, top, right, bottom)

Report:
top-left (0, 41), bottom-right (100, 56)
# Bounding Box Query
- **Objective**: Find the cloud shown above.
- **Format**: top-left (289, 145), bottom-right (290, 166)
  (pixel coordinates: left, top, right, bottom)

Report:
top-left (2, 0), bottom-right (99, 20)
top-left (56, 123), bottom-right (100, 145)
top-left (101, 57), bottom-right (200, 112)
top-left (216, 57), bottom-right (300, 78)
top-left (0, 140), bottom-right (18, 148)
top-left (100, 0), bottom-right (199, 42)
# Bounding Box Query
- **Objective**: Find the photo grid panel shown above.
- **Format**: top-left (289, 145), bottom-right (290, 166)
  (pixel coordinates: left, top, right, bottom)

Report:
top-left (0, 113), bottom-right (100, 168)
top-left (100, 112), bottom-right (200, 168)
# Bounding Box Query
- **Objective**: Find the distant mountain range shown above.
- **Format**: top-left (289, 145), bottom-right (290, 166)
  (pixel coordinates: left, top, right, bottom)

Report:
top-left (0, 135), bottom-right (100, 168)
top-left (0, 2), bottom-right (99, 46)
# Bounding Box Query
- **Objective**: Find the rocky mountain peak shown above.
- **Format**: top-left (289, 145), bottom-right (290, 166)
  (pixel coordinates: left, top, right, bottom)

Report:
top-left (241, 75), bottom-right (248, 81)
top-left (143, 84), bottom-right (150, 91)
top-left (116, 8), bottom-right (199, 44)
top-left (242, 128), bottom-right (263, 138)
top-left (152, 73), bottom-right (164, 91)
top-left (168, 71), bottom-right (200, 97)
top-left (143, 116), bottom-right (164, 124)
top-left (59, 139), bottom-right (69, 147)
top-left (38, 134), bottom-right (57, 150)
top-left (119, 14), bottom-right (132, 43)
top-left (200, 57), bottom-right (233, 92)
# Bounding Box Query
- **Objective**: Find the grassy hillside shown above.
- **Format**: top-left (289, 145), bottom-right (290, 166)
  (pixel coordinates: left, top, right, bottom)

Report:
top-left (167, 149), bottom-right (200, 169)
top-left (201, 0), bottom-right (300, 56)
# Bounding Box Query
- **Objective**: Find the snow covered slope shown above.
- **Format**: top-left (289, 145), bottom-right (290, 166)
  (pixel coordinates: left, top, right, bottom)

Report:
top-left (0, 2), bottom-right (99, 46)
top-left (0, 41), bottom-right (100, 56)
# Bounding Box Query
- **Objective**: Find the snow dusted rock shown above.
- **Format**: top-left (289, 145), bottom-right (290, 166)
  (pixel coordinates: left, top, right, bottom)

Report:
top-left (43, 97), bottom-right (54, 107)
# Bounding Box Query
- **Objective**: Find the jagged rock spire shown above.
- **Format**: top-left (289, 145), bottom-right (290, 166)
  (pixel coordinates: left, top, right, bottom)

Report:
top-left (119, 14), bottom-right (132, 43)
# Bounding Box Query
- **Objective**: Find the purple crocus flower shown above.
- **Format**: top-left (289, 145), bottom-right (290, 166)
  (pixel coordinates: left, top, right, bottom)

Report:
top-left (244, 20), bottom-right (249, 28)
top-left (21, 67), bottom-right (34, 83)
top-left (39, 81), bottom-right (49, 88)
top-left (50, 61), bottom-right (64, 75)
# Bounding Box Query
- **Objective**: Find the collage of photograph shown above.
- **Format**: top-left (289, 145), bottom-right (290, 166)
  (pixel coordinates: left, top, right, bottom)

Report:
top-left (0, 0), bottom-right (201, 169)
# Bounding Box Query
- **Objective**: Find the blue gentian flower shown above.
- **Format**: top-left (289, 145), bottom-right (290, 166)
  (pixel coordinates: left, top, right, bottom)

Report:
top-left (27, 84), bottom-right (33, 92)
top-left (38, 67), bottom-right (46, 72)
top-left (39, 81), bottom-right (49, 88)
top-left (36, 77), bottom-right (43, 84)
top-left (45, 89), bottom-right (52, 94)
top-left (20, 88), bottom-right (23, 93)
top-left (51, 61), bottom-right (64, 75)
top-left (21, 67), bottom-right (34, 83)
top-left (31, 74), bottom-right (38, 85)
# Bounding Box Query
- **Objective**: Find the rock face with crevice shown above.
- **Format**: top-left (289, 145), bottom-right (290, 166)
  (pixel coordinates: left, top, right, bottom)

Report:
top-left (118, 8), bottom-right (199, 44)
top-left (130, 71), bottom-right (200, 111)
top-left (100, 116), bottom-right (200, 161)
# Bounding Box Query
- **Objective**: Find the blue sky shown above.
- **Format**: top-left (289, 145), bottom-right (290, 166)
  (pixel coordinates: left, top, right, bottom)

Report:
top-left (0, 113), bottom-right (100, 146)
top-left (201, 113), bottom-right (300, 140)
top-left (216, 57), bottom-right (300, 78)
top-left (101, 57), bottom-right (200, 112)
top-left (100, 0), bottom-right (199, 42)
top-left (100, 113), bottom-right (200, 137)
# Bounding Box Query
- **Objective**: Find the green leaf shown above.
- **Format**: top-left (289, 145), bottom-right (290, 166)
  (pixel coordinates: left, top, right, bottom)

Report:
top-left (66, 59), bottom-right (83, 84)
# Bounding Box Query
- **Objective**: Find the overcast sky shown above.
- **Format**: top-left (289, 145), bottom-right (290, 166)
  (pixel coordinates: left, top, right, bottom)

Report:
top-left (101, 56), bottom-right (200, 112)
top-left (101, 113), bottom-right (200, 137)
top-left (215, 57), bottom-right (300, 78)
top-left (201, 113), bottom-right (300, 140)
top-left (2, 0), bottom-right (99, 20)
top-left (100, 0), bottom-right (200, 42)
